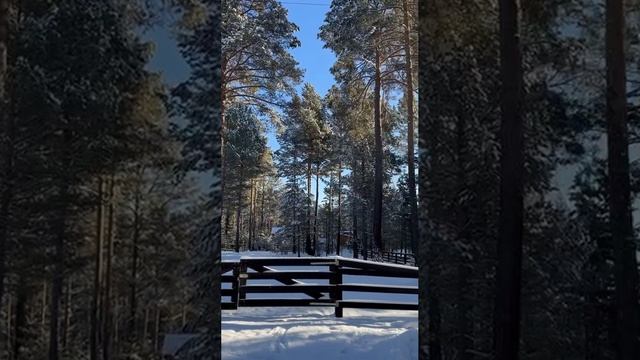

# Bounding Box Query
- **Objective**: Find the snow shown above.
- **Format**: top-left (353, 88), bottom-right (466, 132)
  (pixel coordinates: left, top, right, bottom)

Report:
top-left (223, 307), bottom-right (417, 360)
top-left (222, 251), bottom-right (418, 360)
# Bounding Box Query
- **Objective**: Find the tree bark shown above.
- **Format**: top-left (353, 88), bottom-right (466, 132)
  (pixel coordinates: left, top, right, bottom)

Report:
top-left (49, 129), bottom-right (73, 360)
top-left (306, 161), bottom-right (313, 255)
top-left (62, 277), bottom-right (72, 350)
top-left (352, 156), bottom-right (358, 257)
top-left (6, 292), bottom-right (11, 357)
top-left (153, 305), bottom-right (160, 352)
top-left (313, 166), bottom-right (320, 256)
top-left (372, 42), bottom-right (384, 253)
top-left (494, 0), bottom-right (524, 359)
top-left (13, 276), bottom-right (26, 360)
top-left (361, 159), bottom-right (368, 260)
top-left (102, 175), bottom-right (116, 360)
top-left (336, 161), bottom-right (342, 255)
top-left (248, 180), bottom-right (254, 250)
top-left (0, 0), bottom-right (12, 309)
top-left (225, 207), bottom-right (231, 238)
top-left (402, 0), bottom-right (418, 255)
top-left (90, 178), bottom-right (104, 360)
top-left (605, 0), bottom-right (640, 358)
top-left (260, 179), bottom-right (266, 234)
top-left (235, 188), bottom-right (242, 252)
top-left (455, 114), bottom-right (472, 360)
top-left (129, 187), bottom-right (140, 339)
top-left (41, 281), bottom-right (47, 333)
top-left (0, 101), bottom-right (13, 317)
top-left (221, 55), bottom-right (227, 215)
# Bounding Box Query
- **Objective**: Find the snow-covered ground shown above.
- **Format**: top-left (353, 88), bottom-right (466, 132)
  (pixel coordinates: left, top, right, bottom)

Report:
top-left (221, 251), bottom-right (418, 360)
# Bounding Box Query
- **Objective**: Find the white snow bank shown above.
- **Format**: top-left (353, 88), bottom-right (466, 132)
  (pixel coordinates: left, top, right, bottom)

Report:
top-left (222, 307), bottom-right (417, 360)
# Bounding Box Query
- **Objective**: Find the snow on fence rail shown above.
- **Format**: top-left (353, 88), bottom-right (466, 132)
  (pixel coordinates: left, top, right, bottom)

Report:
top-left (221, 256), bottom-right (418, 317)
top-left (357, 250), bottom-right (416, 266)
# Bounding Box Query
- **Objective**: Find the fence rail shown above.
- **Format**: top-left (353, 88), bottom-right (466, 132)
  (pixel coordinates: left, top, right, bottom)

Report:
top-left (221, 256), bottom-right (418, 317)
top-left (356, 250), bottom-right (416, 266)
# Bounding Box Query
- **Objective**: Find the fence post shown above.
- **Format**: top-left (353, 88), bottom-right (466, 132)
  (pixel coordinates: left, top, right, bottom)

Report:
top-left (330, 263), bottom-right (343, 318)
top-left (238, 260), bottom-right (248, 305)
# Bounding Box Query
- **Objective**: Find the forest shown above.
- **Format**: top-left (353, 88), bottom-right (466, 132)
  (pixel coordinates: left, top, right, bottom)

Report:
top-left (219, 0), bottom-right (419, 261)
top-left (0, 0), bottom-right (221, 359)
top-left (2, 0), bottom-right (640, 359)
top-left (420, 0), bottom-right (640, 360)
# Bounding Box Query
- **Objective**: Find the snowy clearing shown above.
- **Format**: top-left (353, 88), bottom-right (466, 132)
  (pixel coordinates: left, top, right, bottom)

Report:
top-left (222, 307), bottom-right (417, 360)
top-left (221, 251), bottom-right (418, 360)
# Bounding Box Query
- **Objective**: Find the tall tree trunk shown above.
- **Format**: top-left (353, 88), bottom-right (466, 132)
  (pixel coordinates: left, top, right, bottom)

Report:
top-left (361, 159), bottom-right (368, 260)
top-left (327, 173), bottom-right (333, 256)
top-left (235, 188), bottom-right (242, 252)
top-left (419, 2), bottom-right (441, 358)
top-left (221, 55), bottom-right (227, 215)
top-left (494, 0), bottom-right (524, 359)
top-left (13, 276), bottom-right (26, 360)
top-left (102, 176), bottom-right (116, 360)
top-left (0, 0), bottom-right (12, 309)
top-left (143, 307), bottom-right (149, 343)
top-left (225, 207), bottom-right (231, 238)
top-left (41, 281), bottom-right (47, 333)
top-left (153, 305), bottom-right (160, 352)
top-left (114, 290), bottom-right (119, 356)
top-left (49, 129), bottom-right (73, 360)
top-left (260, 179), bottom-right (266, 234)
top-left (352, 156), bottom-right (358, 257)
top-left (6, 292), bottom-right (11, 357)
top-left (428, 287), bottom-right (443, 360)
top-left (0, 102), bottom-right (13, 317)
top-left (606, 0), bottom-right (640, 358)
top-left (0, 0), bottom-right (7, 85)
top-left (372, 42), bottom-right (384, 253)
top-left (129, 189), bottom-right (140, 339)
top-left (306, 161), bottom-right (313, 255)
top-left (402, 0), bottom-right (418, 255)
top-left (313, 166), bottom-right (320, 256)
top-left (62, 277), bottom-right (71, 350)
top-left (455, 115), bottom-right (472, 360)
top-left (336, 161), bottom-right (342, 255)
top-left (248, 180), bottom-right (254, 250)
top-left (91, 178), bottom-right (104, 360)
top-left (252, 181), bottom-right (257, 247)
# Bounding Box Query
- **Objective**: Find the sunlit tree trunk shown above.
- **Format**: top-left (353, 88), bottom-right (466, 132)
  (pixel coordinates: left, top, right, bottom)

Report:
top-left (306, 161), bottom-right (313, 254)
top-left (402, 0), bottom-right (418, 255)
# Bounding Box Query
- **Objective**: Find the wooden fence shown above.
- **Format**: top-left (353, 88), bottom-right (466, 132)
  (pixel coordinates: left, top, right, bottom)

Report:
top-left (221, 256), bottom-right (418, 317)
top-left (354, 250), bottom-right (416, 266)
